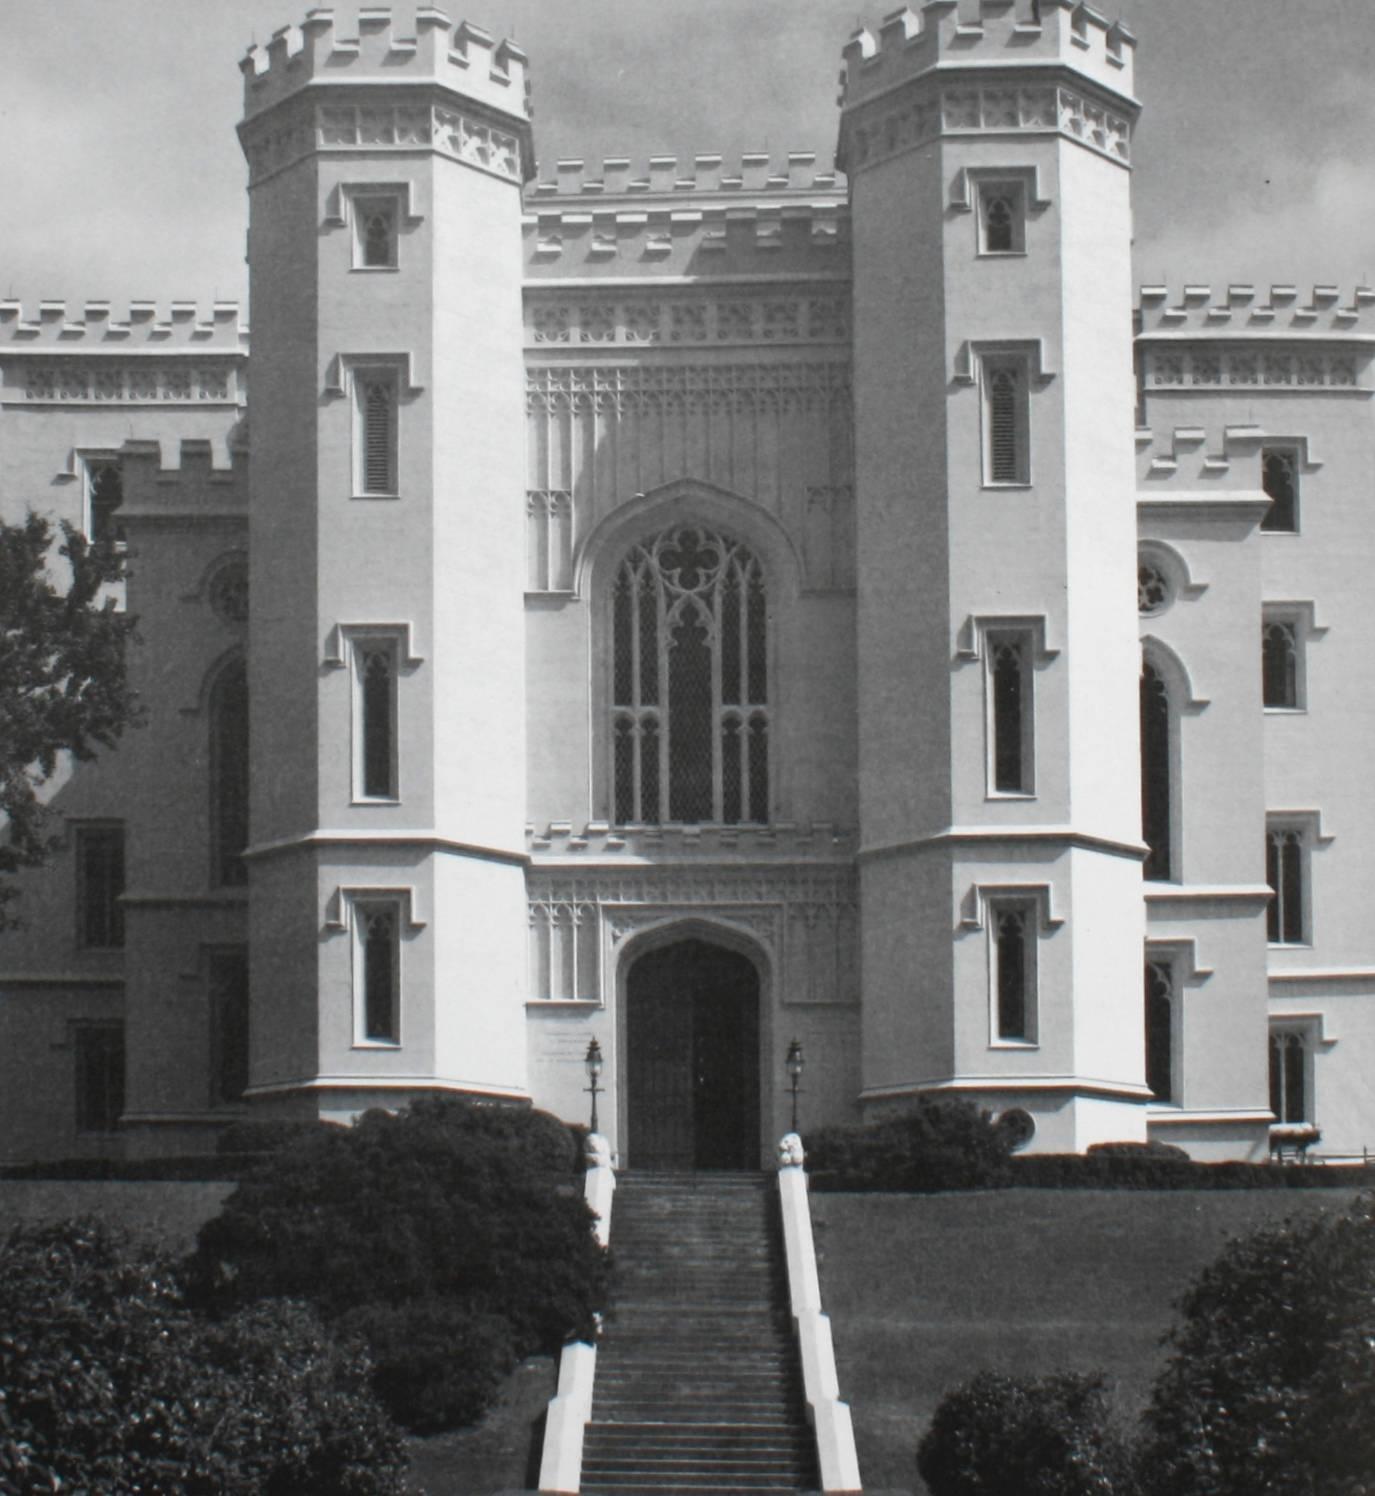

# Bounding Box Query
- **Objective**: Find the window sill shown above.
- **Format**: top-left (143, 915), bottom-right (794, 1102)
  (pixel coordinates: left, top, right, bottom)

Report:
top-left (1263, 706), bottom-right (1306, 715)
top-left (990, 1038), bottom-right (1039, 1050)
top-left (986, 790), bottom-right (1037, 802)
top-left (353, 1039), bottom-right (402, 1050)
top-left (977, 249), bottom-right (1028, 260)
top-left (1268, 940), bottom-right (1312, 951)
top-left (1259, 529), bottom-right (1300, 538)
top-left (981, 480), bottom-right (1033, 491)
top-left (350, 265), bottom-right (399, 274)
top-left (352, 796), bottom-right (401, 807)
top-left (351, 491), bottom-right (402, 501)
top-left (526, 998), bottom-right (604, 1010)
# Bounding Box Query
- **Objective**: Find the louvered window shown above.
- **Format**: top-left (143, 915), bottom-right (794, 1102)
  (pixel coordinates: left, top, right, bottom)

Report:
top-left (356, 371), bottom-right (398, 496)
top-left (611, 526), bottom-right (768, 825)
top-left (983, 358), bottom-right (1028, 484)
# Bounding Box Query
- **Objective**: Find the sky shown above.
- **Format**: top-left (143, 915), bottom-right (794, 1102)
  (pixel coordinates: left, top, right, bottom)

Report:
top-left (1, 0), bottom-right (1373, 313)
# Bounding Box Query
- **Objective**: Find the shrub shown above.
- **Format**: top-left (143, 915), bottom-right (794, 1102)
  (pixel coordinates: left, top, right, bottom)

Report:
top-left (0, 1218), bottom-right (405, 1494)
top-left (188, 1097), bottom-right (609, 1431)
top-left (214, 1117), bottom-right (343, 1156)
top-left (1136, 1196), bottom-right (1375, 1496)
top-left (341, 1298), bottom-right (518, 1432)
top-left (1086, 1139), bottom-right (1190, 1160)
top-left (1012, 1153), bottom-right (1370, 1190)
top-left (917, 1370), bottom-right (1135, 1496)
top-left (807, 1094), bottom-right (1012, 1191)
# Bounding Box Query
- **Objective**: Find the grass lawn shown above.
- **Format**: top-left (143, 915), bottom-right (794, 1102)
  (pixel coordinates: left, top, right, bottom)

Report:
top-left (812, 1186), bottom-right (1368, 1495)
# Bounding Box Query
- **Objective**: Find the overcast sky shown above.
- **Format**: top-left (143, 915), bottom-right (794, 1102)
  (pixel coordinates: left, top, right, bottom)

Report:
top-left (2, 0), bottom-right (1373, 313)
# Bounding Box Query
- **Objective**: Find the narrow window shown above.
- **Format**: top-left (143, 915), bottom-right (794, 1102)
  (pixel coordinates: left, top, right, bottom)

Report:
top-left (356, 370), bottom-right (398, 496)
top-left (1268, 1030), bottom-right (1308, 1123)
top-left (988, 634), bottom-right (1033, 794)
top-left (1261, 618), bottom-right (1299, 709)
top-left (74, 1023), bottom-right (125, 1133)
top-left (354, 196), bottom-right (398, 269)
top-left (991, 903), bottom-right (1036, 1043)
top-left (356, 641), bottom-right (398, 801)
top-left (1140, 663), bottom-right (1172, 881)
top-left (1260, 447), bottom-right (1298, 533)
top-left (982, 357), bottom-right (1030, 484)
top-left (610, 526), bottom-right (768, 825)
top-left (978, 181), bottom-right (1025, 255)
top-left (209, 949), bottom-right (250, 1105)
top-left (1266, 826), bottom-right (1306, 944)
top-left (75, 824), bottom-right (125, 949)
top-left (87, 460), bottom-right (124, 547)
top-left (356, 903), bottom-right (401, 1044)
top-left (1144, 961), bottom-right (1174, 1102)
top-left (209, 659), bottom-right (249, 886)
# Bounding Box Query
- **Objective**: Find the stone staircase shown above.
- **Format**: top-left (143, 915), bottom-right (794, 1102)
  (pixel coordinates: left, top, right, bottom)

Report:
top-left (580, 1171), bottom-right (820, 1495)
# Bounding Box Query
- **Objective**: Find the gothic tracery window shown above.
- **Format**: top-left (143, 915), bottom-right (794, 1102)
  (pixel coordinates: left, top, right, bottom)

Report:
top-left (611, 526), bottom-right (768, 825)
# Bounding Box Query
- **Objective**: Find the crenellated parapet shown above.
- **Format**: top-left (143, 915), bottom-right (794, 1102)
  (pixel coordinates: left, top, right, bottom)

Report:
top-left (0, 301), bottom-right (247, 409)
top-left (837, 1), bottom-right (1137, 177)
top-left (118, 437), bottom-right (251, 498)
top-left (523, 152), bottom-right (848, 278)
top-left (238, 7), bottom-right (533, 185)
top-left (1136, 285), bottom-right (1375, 396)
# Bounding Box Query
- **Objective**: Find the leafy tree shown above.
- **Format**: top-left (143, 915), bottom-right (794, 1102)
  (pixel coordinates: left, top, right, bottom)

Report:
top-left (916, 1371), bottom-right (1136, 1496)
top-left (0, 513), bottom-right (142, 926)
top-left (0, 1218), bottom-right (405, 1494)
top-left (187, 1098), bottom-right (609, 1431)
top-left (1137, 1196), bottom-right (1375, 1496)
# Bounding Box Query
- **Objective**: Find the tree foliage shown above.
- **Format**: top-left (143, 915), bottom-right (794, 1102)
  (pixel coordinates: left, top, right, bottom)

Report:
top-left (0, 1218), bottom-right (405, 1494)
top-left (0, 513), bottom-right (142, 925)
top-left (807, 1093), bottom-right (1014, 1191)
top-left (187, 1098), bottom-right (609, 1430)
top-left (1137, 1196), bottom-right (1375, 1496)
top-left (917, 1371), bottom-right (1135, 1496)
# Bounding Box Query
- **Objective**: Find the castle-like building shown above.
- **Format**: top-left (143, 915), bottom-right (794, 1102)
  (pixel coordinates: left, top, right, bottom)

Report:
top-left (3, 1), bottom-right (1372, 1167)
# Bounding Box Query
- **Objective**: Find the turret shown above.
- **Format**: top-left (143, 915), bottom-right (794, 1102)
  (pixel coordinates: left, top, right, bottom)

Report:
top-left (841, 0), bottom-right (1148, 1150)
top-left (237, 8), bottom-right (533, 1120)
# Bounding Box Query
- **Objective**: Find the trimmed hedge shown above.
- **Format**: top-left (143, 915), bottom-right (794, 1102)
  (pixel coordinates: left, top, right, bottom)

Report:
top-left (1010, 1154), bottom-right (1372, 1190)
top-left (807, 1095), bottom-right (1013, 1192)
top-left (0, 1218), bottom-right (404, 1494)
top-left (188, 1097), bottom-right (608, 1431)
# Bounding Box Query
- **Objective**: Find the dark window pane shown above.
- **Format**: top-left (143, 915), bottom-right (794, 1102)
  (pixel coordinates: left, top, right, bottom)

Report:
top-left (996, 909), bottom-right (1027, 1040)
top-left (668, 610), bottom-right (713, 822)
top-left (992, 641), bottom-right (1025, 792)
top-left (747, 714), bottom-right (768, 824)
top-left (362, 649), bottom-right (394, 798)
top-left (210, 660), bottom-right (249, 886)
top-left (77, 826), bottom-right (125, 948)
top-left (1140, 665), bottom-right (1171, 881)
top-left (1261, 448), bottom-right (1297, 533)
top-left (1145, 962), bottom-right (1173, 1102)
top-left (210, 950), bottom-right (250, 1104)
top-left (74, 1025), bottom-right (124, 1133)
top-left (721, 716), bottom-right (742, 824)
top-left (1261, 622), bottom-right (1297, 708)
top-left (363, 909), bottom-right (397, 1042)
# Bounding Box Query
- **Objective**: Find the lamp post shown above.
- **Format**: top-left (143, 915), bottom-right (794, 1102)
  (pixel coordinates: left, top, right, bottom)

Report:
top-left (584, 1038), bottom-right (604, 1136)
top-left (785, 1038), bottom-right (805, 1133)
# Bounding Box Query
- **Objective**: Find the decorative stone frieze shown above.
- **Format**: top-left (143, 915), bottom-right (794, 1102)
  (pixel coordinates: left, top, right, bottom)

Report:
top-left (1140, 345), bottom-right (1365, 392)
top-left (524, 294), bottom-right (850, 348)
top-left (241, 99), bottom-right (525, 185)
top-left (14, 361), bottom-right (241, 405)
top-left (843, 83), bottom-right (1131, 175)
top-left (525, 860), bottom-right (859, 1006)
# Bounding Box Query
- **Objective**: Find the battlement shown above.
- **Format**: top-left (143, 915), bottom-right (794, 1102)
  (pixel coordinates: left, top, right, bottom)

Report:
top-left (528, 152), bottom-right (846, 202)
top-left (0, 299), bottom-right (248, 352)
top-left (1137, 283), bottom-right (1375, 340)
top-left (839, 0), bottom-right (1136, 114)
top-left (240, 7), bottom-right (530, 124)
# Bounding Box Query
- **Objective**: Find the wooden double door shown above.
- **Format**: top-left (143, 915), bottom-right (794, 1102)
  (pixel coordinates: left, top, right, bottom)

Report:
top-left (625, 938), bottom-right (761, 1171)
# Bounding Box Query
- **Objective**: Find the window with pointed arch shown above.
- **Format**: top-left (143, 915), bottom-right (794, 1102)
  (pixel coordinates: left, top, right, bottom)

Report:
top-left (611, 525), bottom-right (768, 825)
top-left (1140, 661), bottom-right (1173, 881)
top-left (1269, 1028), bottom-right (1309, 1124)
top-left (1144, 959), bottom-right (1175, 1102)
top-left (209, 658), bottom-right (249, 887)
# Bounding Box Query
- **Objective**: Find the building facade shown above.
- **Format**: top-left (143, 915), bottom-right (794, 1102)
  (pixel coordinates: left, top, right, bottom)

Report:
top-left (2, 0), bottom-right (1372, 1166)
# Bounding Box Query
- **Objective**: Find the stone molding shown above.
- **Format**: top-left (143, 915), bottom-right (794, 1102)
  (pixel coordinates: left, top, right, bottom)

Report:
top-left (525, 292), bottom-right (850, 348)
top-left (12, 360), bottom-right (240, 406)
top-left (1140, 343), bottom-right (1366, 392)
top-left (241, 97), bottom-right (527, 187)
top-left (842, 80), bottom-right (1132, 176)
top-left (526, 360), bottom-right (852, 415)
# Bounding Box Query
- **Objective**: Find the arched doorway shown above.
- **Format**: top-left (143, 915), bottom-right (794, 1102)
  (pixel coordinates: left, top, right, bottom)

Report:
top-left (625, 937), bottom-right (761, 1170)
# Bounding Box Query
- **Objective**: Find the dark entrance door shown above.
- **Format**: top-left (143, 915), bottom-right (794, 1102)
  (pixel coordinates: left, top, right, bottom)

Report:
top-left (626, 938), bottom-right (761, 1170)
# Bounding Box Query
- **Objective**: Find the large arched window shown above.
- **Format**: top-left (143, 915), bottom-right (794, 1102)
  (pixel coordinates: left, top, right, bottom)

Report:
top-left (611, 525), bottom-right (768, 825)
top-left (209, 658), bottom-right (249, 886)
top-left (1140, 661), bottom-right (1172, 881)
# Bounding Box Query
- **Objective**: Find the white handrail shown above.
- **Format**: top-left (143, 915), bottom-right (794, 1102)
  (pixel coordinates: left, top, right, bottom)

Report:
top-left (538, 1134), bottom-right (615, 1495)
top-left (776, 1131), bottom-right (863, 1494)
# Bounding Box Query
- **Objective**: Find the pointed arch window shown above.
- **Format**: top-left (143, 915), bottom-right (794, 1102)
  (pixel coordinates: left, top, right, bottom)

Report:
top-left (1140, 662), bottom-right (1173, 881)
top-left (209, 658), bottom-right (249, 887)
top-left (1144, 960), bottom-right (1174, 1102)
top-left (611, 526), bottom-right (768, 824)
